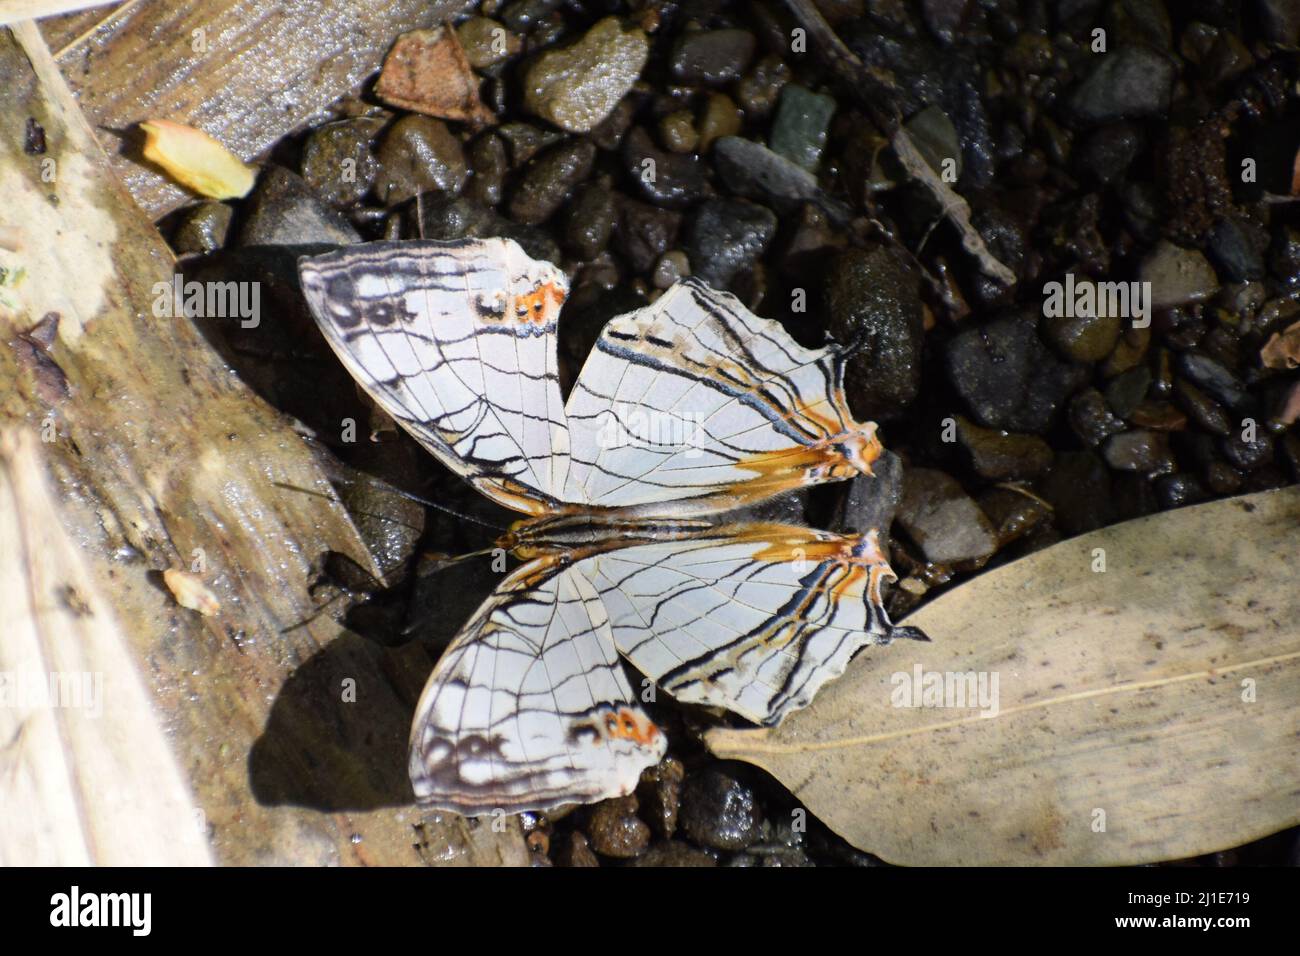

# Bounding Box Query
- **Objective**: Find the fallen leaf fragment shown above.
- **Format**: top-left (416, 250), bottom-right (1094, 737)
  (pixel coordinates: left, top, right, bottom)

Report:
top-left (163, 568), bottom-right (220, 617)
top-left (375, 25), bottom-right (495, 127)
top-left (1260, 320), bottom-right (1300, 369)
top-left (139, 119), bottom-right (256, 200)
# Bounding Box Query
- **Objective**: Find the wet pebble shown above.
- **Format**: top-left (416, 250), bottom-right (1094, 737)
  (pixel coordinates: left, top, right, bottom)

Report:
top-left (456, 16), bottom-right (522, 69)
top-left (1042, 296), bottom-right (1122, 364)
top-left (496, 121), bottom-right (564, 167)
top-left (945, 312), bottom-right (1088, 433)
top-left (524, 17), bottom-right (648, 133)
top-left (658, 110), bottom-right (699, 154)
top-left (735, 54), bottom-right (791, 118)
top-left (1177, 352), bottom-right (1249, 409)
top-left (713, 136), bottom-right (845, 220)
top-left (1076, 122), bottom-right (1143, 184)
top-left (238, 165), bottom-right (360, 246)
top-left (632, 842), bottom-right (717, 867)
top-left (825, 245), bottom-right (924, 420)
top-left (977, 486), bottom-right (1051, 548)
top-left (636, 756), bottom-right (685, 839)
top-left (769, 85), bottom-right (836, 172)
top-left (1068, 44), bottom-right (1174, 125)
top-left (669, 29), bottom-right (756, 86)
top-left (615, 198), bottom-right (682, 274)
top-left (1140, 240), bottom-right (1220, 310)
top-left (954, 417), bottom-right (1054, 480)
top-left (585, 795), bottom-right (651, 859)
top-left (561, 181), bottom-right (616, 259)
top-left (1127, 400), bottom-right (1187, 431)
top-left (465, 132), bottom-right (508, 206)
top-left (652, 250), bottom-right (690, 289)
top-left (697, 92), bottom-right (743, 151)
top-left (1173, 378), bottom-right (1232, 435)
top-left (173, 201), bottom-right (233, 255)
top-left (686, 198), bottom-right (777, 288)
top-left (508, 138), bottom-right (596, 224)
top-left (1104, 366), bottom-right (1152, 420)
top-left (679, 767), bottom-right (763, 852)
top-left (1102, 430), bottom-right (1176, 474)
top-left (300, 117), bottom-right (383, 207)
top-left (895, 468), bottom-right (999, 565)
top-left (1221, 431), bottom-right (1275, 471)
top-left (554, 832), bottom-right (600, 867)
top-left (1070, 388), bottom-right (1128, 447)
top-left (374, 115), bottom-right (468, 204)
top-left (622, 126), bottom-right (712, 208)
top-left (1155, 473), bottom-right (1209, 509)
top-left (1207, 216), bottom-right (1268, 282)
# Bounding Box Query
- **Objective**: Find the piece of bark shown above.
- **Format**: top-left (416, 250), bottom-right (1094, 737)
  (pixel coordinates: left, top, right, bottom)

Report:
top-left (0, 22), bottom-right (528, 866)
top-left (37, 0), bottom-right (478, 220)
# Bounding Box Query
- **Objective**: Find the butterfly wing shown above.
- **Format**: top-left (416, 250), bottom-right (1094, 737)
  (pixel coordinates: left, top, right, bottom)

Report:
top-left (565, 278), bottom-right (883, 515)
top-left (408, 558), bottom-right (665, 815)
top-left (579, 524), bottom-right (923, 726)
top-left (299, 239), bottom-right (574, 515)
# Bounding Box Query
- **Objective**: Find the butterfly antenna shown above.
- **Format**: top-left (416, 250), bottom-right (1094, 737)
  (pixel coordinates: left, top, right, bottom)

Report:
top-left (271, 480), bottom-right (508, 532)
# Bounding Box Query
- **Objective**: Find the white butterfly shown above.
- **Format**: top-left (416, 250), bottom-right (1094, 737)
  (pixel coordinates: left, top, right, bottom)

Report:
top-left (299, 238), bottom-right (925, 816)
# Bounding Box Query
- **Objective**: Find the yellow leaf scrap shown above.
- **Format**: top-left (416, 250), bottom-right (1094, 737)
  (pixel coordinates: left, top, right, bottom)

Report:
top-left (163, 568), bottom-right (220, 617)
top-left (139, 119), bottom-right (256, 200)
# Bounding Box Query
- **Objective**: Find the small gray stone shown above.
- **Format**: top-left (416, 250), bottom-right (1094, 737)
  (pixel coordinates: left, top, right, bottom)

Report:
top-left (622, 126), bottom-right (712, 209)
top-left (173, 202), bottom-right (234, 255)
top-left (562, 181), bottom-right (616, 260)
top-left (508, 138), bottom-right (596, 224)
top-left (1069, 45), bottom-right (1175, 125)
top-left (680, 768), bottom-right (763, 852)
top-left (465, 132), bottom-right (508, 207)
top-left (1102, 430), bottom-right (1176, 474)
top-left (713, 136), bottom-right (850, 222)
top-left (300, 117), bottom-right (383, 207)
top-left (895, 468), bottom-right (998, 565)
top-left (685, 198), bottom-right (777, 288)
top-left (374, 115), bottom-right (468, 204)
top-left (1070, 388), bottom-right (1128, 447)
top-left (615, 198), bottom-right (681, 274)
top-left (238, 166), bottom-right (360, 247)
top-left (1140, 240), bottom-right (1220, 309)
top-left (954, 417), bottom-right (1054, 480)
top-left (1104, 366), bottom-right (1152, 419)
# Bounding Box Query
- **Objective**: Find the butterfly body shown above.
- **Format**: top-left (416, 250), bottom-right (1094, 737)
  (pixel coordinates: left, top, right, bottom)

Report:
top-left (299, 238), bottom-right (926, 815)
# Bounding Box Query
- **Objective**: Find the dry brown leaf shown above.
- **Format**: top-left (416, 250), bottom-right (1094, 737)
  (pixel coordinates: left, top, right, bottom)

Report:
top-left (139, 118), bottom-right (256, 199)
top-left (707, 487), bottom-right (1300, 865)
top-left (1260, 320), bottom-right (1300, 369)
top-left (375, 24), bottom-right (494, 127)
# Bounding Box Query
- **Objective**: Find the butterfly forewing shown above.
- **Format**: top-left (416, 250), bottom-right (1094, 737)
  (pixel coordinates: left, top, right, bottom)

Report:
top-left (299, 239), bottom-right (574, 515)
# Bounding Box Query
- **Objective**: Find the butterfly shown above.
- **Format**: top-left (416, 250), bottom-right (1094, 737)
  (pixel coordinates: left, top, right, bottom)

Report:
top-left (298, 237), bottom-right (927, 816)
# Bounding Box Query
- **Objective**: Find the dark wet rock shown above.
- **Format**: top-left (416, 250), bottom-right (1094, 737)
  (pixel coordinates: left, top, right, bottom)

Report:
top-left (1068, 45), bottom-right (1174, 126)
top-left (1105, 367), bottom-right (1152, 419)
top-left (1128, 400), bottom-right (1187, 431)
top-left (496, 121), bottom-right (564, 167)
top-left (1221, 430), bottom-right (1275, 470)
top-left (685, 198), bottom-right (777, 288)
top-left (1041, 451), bottom-right (1115, 534)
top-left (1070, 388), bottom-right (1127, 447)
top-left (669, 29), bottom-right (756, 86)
top-left (622, 126), bottom-right (711, 209)
top-left (1173, 378), bottom-right (1232, 435)
top-left (1042, 299), bottom-right (1122, 364)
top-left (954, 417), bottom-right (1054, 480)
top-left (586, 795), bottom-right (650, 859)
top-left (415, 195), bottom-right (560, 264)
top-left (1205, 459), bottom-right (1244, 494)
top-left (632, 841), bottom-right (717, 867)
top-left (1109, 0), bottom-right (1173, 49)
top-left (554, 832), bottom-right (600, 867)
top-left (896, 468), bottom-right (998, 565)
top-left (1076, 122), bottom-right (1143, 184)
top-left (615, 198), bottom-right (682, 274)
top-left (1102, 430), bottom-right (1176, 474)
top-left (841, 449), bottom-right (904, 537)
top-left (735, 54), bottom-right (792, 118)
top-left (562, 181), bottom-right (616, 259)
top-left (374, 115), bottom-right (467, 204)
top-left (300, 117), bottom-right (383, 207)
top-left (1177, 352), bottom-right (1249, 409)
top-left (1256, 0), bottom-right (1300, 45)
top-left (589, 97), bottom-right (636, 151)
top-left (658, 110), bottom-right (699, 154)
top-left (769, 85), bottom-right (836, 172)
top-left (636, 756), bottom-right (685, 840)
top-left (238, 166), bottom-right (360, 247)
top-left (173, 202), bottom-right (233, 255)
top-left (1207, 217), bottom-right (1268, 282)
top-left (1141, 241), bottom-right (1220, 309)
top-left (508, 138), bottom-right (596, 224)
top-left (1121, 180), bottom-right (1164, 242)
top-left (921, 0), bottom-right (971, 44)
top-left (977, 486), bottom-right (1051, 548)
top-left (697, 92), bottom-right (743, 151)
top-left (680, 767), bottom-right (763, 852)
top-left (523, 16), bottom-right (648, 133)
top-left (456, 16), bottom-right (522, 69)
top-left (824, 245), bottom-right (924, 421)
top-left (465, 132), bottom-right (508, 206)
top-left (946, 312), bottom-right (1088, 433)
top-left (1155, 472), bottom-right (1209, 509)
top-left (1268, 227), bottom-right (1300, 285)
top-left (652, 250), bottom-right (691, 289)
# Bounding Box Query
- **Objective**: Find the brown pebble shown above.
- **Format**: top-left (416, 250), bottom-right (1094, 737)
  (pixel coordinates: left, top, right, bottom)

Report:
top-left (585, 795), bottom-right (651, 858)
top-left (636, 756), bottom-right (685, 838)
top-left (554, 832), bottom-right (600, 867)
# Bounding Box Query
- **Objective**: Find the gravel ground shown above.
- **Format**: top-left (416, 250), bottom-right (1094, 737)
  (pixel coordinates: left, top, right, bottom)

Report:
top-left (172, 0), bottom-right (1300, 866)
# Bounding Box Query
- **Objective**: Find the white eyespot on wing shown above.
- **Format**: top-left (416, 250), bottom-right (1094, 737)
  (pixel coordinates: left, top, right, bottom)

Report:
top-left (299, 238), bottom-right (577, 515)
top-left (408, 560), bottom-right (665, 816)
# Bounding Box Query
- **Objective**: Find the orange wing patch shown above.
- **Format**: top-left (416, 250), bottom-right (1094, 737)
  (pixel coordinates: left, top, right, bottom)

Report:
top-left (513, 281), bottom-right (566, 325)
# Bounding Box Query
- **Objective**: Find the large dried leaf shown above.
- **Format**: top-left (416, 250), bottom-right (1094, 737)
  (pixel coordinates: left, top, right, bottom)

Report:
top-left (0, 22), bottom-right (527, 866)
top-left (707, 487), bottom-right (1300, 865)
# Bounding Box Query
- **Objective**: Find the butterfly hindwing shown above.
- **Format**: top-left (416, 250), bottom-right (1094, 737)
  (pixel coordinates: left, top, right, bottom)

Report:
top-left (578, 524), bottom-right (916, 726)
top-left (564, 278), bottom-right (883, 514)
top-left (299, 239), bottom-right (574, 515)
top-left (408, 558), bottom-right (665, 815)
